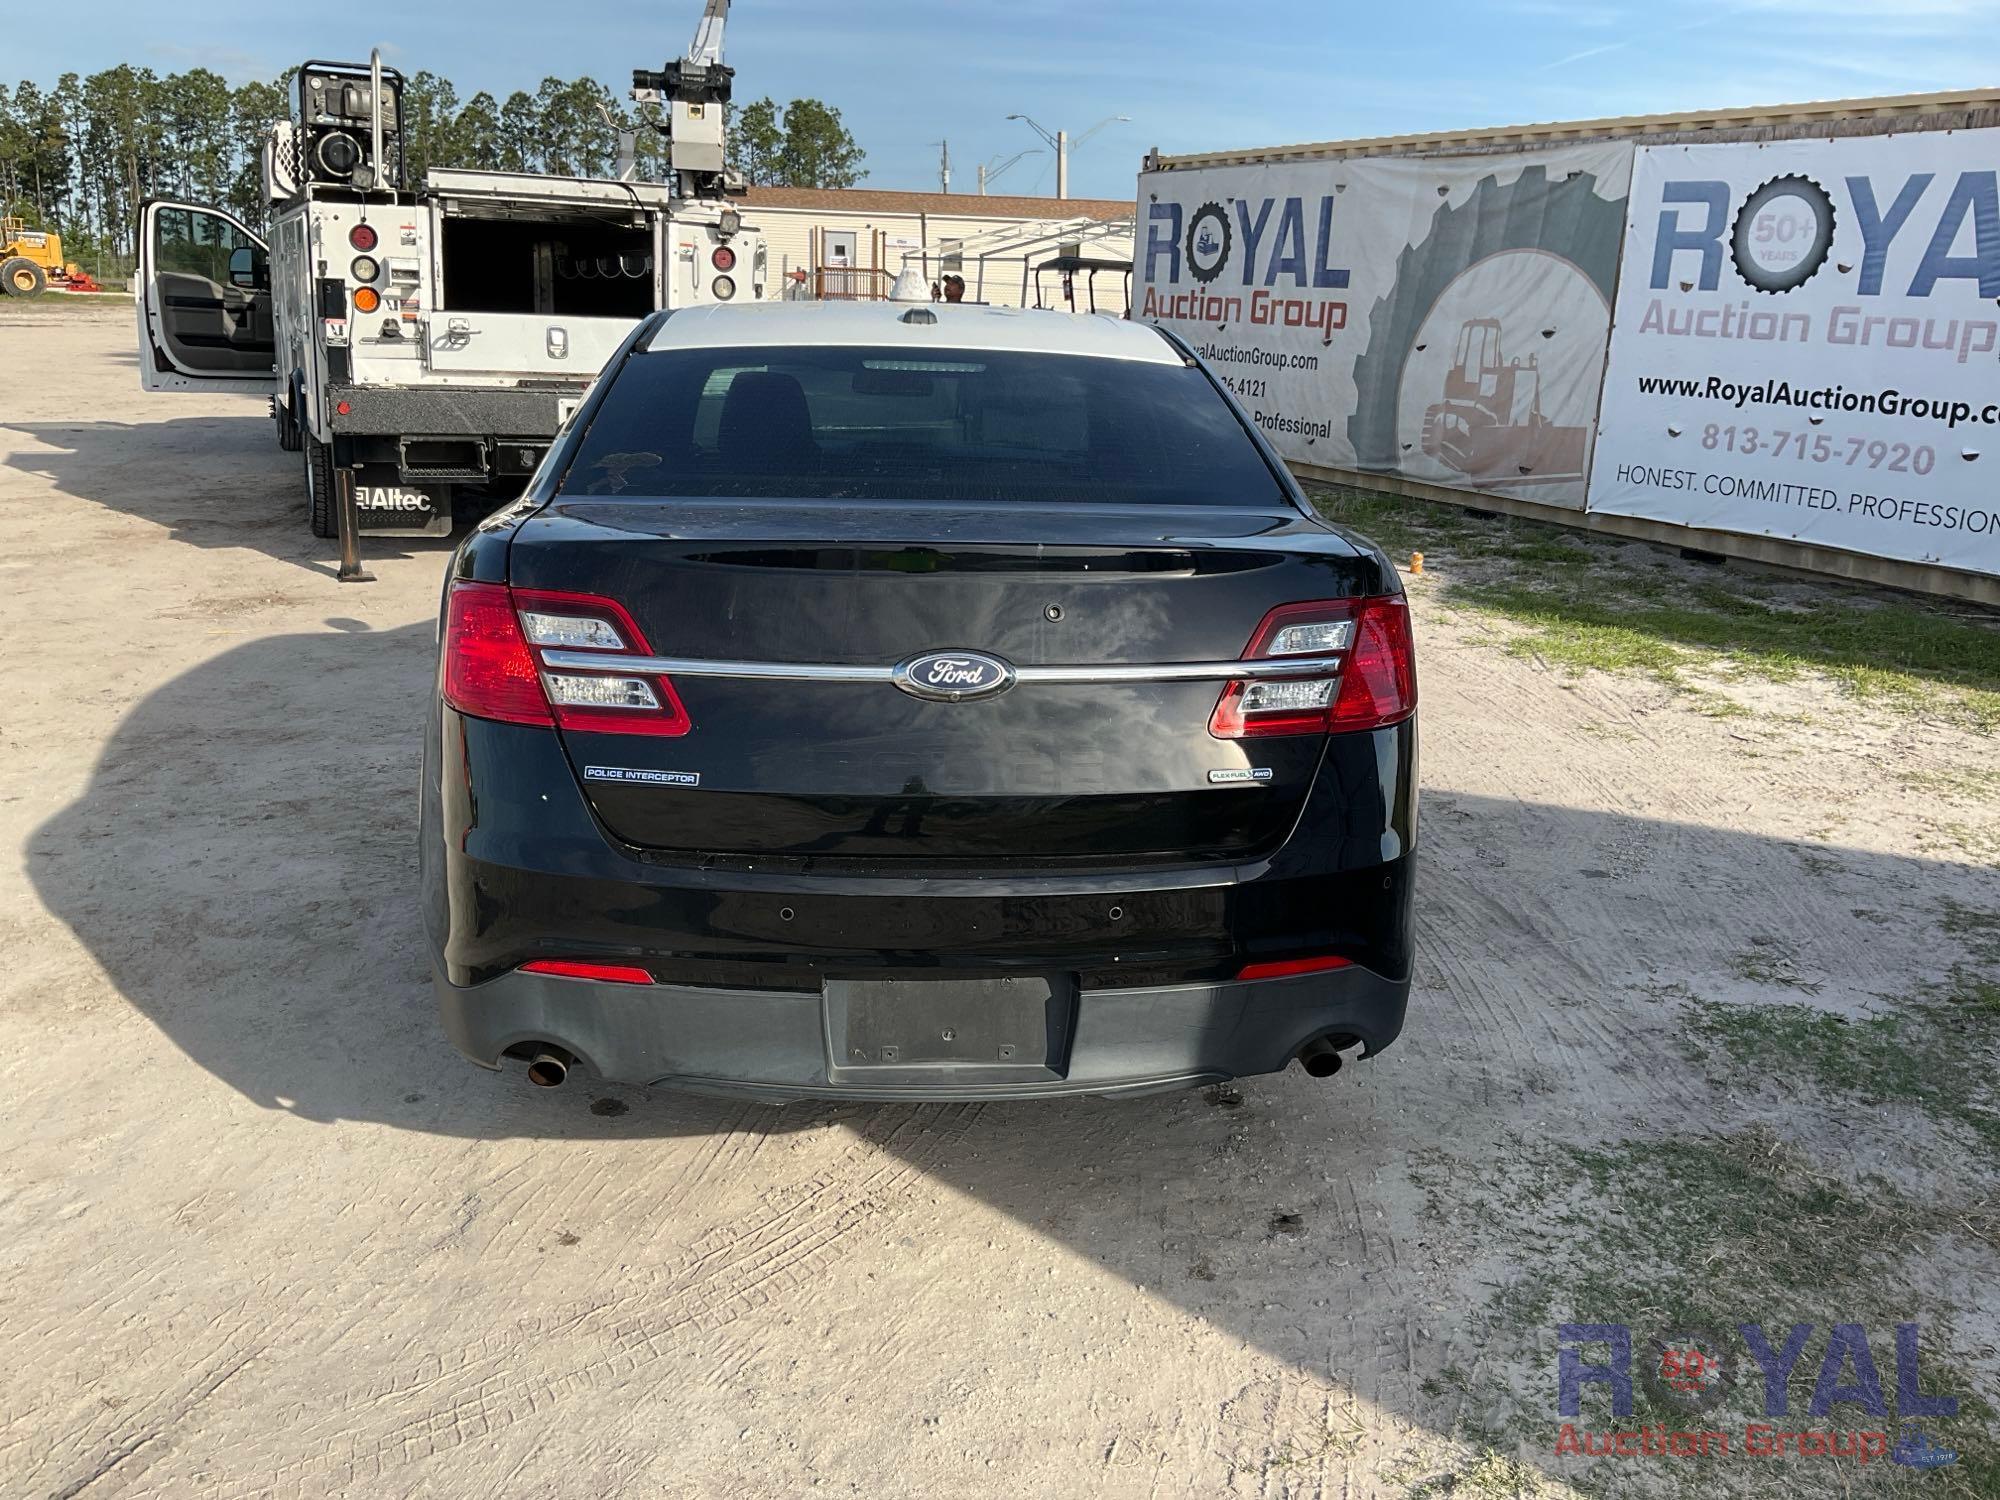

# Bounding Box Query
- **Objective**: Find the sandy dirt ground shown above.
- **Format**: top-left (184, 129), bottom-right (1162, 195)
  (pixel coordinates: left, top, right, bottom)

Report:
top-left (2, 310), bottom-right (1996, 1499)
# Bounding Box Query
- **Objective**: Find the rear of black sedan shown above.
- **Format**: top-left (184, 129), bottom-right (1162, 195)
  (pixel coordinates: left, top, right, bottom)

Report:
top-left (419, 302), bottom-right (1417, 1100)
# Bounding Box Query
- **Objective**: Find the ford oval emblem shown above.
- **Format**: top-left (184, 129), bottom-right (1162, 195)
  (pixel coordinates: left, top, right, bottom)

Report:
top-left (893, 649), bottom-right (1016, 702)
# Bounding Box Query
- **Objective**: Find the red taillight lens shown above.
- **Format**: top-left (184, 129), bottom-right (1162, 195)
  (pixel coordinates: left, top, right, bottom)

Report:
top-left (1330, 596), bottom-right (1417, 732)
top-left (349, 222), bottom-right (378, 252)
top-left (1237, 955), bottom-right (1353, 982)
top-left (711, 244), bottom-right (736, 272)
top-left (521, 959), bottom-right (655, 985)
top-left (1210, 596), bottom-right (1415, 738)
top-left (441, 580), bottom-right (554, 726)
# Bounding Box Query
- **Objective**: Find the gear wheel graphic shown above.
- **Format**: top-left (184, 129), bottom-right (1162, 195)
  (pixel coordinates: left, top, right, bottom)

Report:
top-left (1640, 1324), bottom-right (1739, 1416)
top-left (1730, 174), bottom-right (1836, 294)
top-left (1347, 164), bottom-right (1624, 472)
top-left (1185, 201), bottom-right (1233, 284)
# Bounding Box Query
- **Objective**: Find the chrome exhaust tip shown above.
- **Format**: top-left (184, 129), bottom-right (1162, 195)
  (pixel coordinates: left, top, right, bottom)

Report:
top-left (526, 1046), bottom-right (574, 1088)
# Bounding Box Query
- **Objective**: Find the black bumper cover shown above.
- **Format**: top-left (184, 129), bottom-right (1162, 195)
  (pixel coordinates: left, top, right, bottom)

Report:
top-left (435, 962), bottom-right (1409, 1101)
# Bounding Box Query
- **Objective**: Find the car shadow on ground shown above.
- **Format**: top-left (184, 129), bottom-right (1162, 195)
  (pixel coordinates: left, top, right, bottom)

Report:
top-left (25, 605), bottom-right (2000, 1493)
top-left (1, 415), bottom-right (469, 579)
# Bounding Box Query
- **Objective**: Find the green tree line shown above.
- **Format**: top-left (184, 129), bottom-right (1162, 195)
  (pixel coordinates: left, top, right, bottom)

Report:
top-left (0, 65), bottom-right (865, 267)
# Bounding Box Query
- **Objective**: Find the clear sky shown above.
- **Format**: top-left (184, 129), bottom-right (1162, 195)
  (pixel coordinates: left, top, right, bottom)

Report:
top-left (12, 0), bottom-right (2000, 201)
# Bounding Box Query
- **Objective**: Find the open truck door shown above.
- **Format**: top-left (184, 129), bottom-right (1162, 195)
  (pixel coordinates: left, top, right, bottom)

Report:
top-left (136, 200), bottom-right (277, 395)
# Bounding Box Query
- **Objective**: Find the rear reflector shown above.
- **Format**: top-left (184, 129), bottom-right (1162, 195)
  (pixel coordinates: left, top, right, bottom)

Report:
top-left (1237, 955), bottom-right (1353, 982)
top-left (521, 959), bottom-right (656, 985)
top-left (441, 581), bottom-right (555, 727)
top-left (1211, 596), bottom-right (1416, 739)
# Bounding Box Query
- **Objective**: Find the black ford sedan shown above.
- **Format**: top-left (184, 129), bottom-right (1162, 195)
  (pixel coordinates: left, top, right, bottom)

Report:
top-left (420, 301), bottom-right (1417, 1100)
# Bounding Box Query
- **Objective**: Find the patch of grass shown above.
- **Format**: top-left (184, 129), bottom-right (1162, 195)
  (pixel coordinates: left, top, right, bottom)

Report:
top-left (1941, 901), bottom-right (2000, 967)
top-left (1901, 766), bottom-right (2000, 803)
top-left (1306, 482), bottom-right (2000, 731)
top-left (1687, 996), bottom-right (2000, 1161)
top-left (1452, 574), bottom-right (2000, 729)
top-left (1312, 485), bottom-right (1481, 557)
top-left (1401, 1448), bottom-right (1555, 1499)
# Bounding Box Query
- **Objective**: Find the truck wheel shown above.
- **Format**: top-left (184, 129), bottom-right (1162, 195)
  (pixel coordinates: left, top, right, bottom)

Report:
top-left (276, 392), bottom-right (302, 452)
top-left (305, 435), bottom-right (338, 539)
top-left (1, 258), bottom-right (46, 297)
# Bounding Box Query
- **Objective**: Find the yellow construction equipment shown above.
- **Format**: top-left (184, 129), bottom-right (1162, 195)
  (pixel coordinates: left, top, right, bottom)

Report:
top-left (1, 217), bottom-right (104, 296)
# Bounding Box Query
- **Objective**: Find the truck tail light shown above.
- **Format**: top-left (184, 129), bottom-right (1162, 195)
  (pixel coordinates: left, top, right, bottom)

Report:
top-left (1210, 596), bottom-right (1416, 738)
top-left (440, 581), bottom-right (692, 736)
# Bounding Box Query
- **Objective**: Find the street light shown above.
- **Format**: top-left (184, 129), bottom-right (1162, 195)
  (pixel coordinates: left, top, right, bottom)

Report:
top-left (978, 148), bottom-right (1042, 195)
top-left (1005, 112), bottom-right (1129, 200)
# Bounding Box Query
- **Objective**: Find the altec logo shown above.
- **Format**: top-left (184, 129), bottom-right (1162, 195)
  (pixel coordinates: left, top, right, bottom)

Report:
top-left (1556, 1322), bottom-right (1961, 1469)
top-left (1141, 196), bottom-right (1352, 338)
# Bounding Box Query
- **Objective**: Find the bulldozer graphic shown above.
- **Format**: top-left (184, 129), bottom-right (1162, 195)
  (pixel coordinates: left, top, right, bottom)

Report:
top-left (1419, 317), bottom-right (1588, 485)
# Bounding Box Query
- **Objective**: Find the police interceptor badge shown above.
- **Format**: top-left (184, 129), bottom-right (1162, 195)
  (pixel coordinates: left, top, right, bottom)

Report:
top-left (583, 766), bottom-right (700, 787)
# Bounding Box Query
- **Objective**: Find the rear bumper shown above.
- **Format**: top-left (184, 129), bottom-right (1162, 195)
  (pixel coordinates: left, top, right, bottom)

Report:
top-left (434, 961), bottom-right (1409, 1101)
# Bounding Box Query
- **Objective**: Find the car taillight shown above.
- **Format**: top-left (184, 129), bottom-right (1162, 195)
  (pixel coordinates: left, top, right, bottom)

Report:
top-left (441, 581), bottom-right (553, 726)
top-left (711, 245), bottom-right (736, 272)
top-left (440, 581), bottom-right (692, 736)
top-left (1209, 596), bottom-right (1415, 738)
top-left (349, 223), bottom-right (378, 252)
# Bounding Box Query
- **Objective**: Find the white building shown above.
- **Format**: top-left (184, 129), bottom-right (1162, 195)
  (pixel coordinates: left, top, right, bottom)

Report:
top-left (736, 186), bottom-right (1135, 314)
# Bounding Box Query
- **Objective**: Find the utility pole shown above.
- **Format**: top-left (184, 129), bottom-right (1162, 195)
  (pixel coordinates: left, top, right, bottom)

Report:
top-left (1055, 129), bottom-right (1068, 200)
top-left (932, 139), bottom-right (951, 194)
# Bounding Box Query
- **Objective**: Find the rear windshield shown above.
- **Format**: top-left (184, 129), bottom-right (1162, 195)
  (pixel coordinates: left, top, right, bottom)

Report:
top-left (557, 344), bottom-right (1286, 506)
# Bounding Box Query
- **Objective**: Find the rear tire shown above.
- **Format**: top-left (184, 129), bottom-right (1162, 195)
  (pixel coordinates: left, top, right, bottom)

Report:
top-left (1, 258), bottom-right (46, 297)
top-left (304, 434), bottom-right (338, 539)
top-left (276, 391), bottom-right (302, 452)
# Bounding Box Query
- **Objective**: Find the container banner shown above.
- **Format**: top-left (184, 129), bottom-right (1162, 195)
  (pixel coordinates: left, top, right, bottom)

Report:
top-left (1590, 133), bottom-right (2000, 575)
top-left (1135, 142), bottom-right (1632, 508)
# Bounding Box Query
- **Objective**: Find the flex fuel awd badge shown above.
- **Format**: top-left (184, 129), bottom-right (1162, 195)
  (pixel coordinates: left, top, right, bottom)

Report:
top-left (1208, 767), bottom-right (1274, 785)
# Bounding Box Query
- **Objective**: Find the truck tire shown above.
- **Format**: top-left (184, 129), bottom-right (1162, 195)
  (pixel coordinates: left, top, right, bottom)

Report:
top-left (305, 435), bottom-right (338, 539)
top-left (276, 389), bottom-right (302, 452)
top-left (2, 257), bottom-right (46, 297)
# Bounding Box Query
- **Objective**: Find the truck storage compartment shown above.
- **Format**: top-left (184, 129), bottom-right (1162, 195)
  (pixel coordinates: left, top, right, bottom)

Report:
top-left (439, 213), bottom-right (654, 320)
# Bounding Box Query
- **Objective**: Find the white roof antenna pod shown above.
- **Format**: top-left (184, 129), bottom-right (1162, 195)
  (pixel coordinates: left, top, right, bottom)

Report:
top-left (889, 267), bottom-right (932, 303)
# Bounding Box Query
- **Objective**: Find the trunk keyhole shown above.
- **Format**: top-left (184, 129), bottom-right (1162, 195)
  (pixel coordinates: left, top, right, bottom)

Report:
top-left (1044, 604), bottom-right (1063, 622)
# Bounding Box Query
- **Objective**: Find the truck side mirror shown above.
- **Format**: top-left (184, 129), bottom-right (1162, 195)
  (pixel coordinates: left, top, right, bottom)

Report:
top-left (229, 244), bottom-right (269, 291)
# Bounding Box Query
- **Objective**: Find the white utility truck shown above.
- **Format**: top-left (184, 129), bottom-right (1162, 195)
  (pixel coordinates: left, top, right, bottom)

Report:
top-left (135, 9), bottom-right (761, 545)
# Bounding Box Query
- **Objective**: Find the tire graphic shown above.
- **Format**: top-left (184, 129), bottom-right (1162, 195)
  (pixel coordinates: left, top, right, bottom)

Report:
top-left (1347, 165), bottom-right (1625, 472)
top-left (1731, 174), bottom-right (1835, 294)
top-left (1640, 1324), bottom-right (1738, 1415)
top-left (1186, 201), bottom-right (1232, 284)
